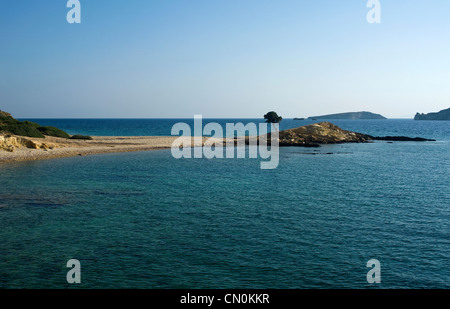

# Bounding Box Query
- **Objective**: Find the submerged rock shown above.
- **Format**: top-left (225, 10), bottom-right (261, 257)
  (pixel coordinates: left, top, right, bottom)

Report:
top-left (366, 135), bottom-right (436, 142)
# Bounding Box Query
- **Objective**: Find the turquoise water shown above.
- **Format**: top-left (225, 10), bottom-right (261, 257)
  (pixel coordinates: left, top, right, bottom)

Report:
top-left (0, 119), bottom-right (449, 288)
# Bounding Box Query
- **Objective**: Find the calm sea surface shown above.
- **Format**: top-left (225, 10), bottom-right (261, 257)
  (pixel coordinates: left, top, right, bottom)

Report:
top-left (0, 119), bottom-right (449, 288)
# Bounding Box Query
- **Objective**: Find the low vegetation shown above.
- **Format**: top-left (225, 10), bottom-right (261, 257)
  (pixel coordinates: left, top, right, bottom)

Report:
top-left (37, 126), bottom-right (71, 138)
top-left (70, 134), bottom-right (93, 140)
top-left (0, 111), bottom-right (44, 138)
top-left (0, 110), bottom-right (71, 139)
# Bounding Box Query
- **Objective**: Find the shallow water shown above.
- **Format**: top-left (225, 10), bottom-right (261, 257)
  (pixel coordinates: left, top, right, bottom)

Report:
top-left (1, 119), bottom-right (449, 288)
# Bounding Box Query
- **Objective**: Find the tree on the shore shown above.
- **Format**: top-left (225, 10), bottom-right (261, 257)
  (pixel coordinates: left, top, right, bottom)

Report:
top-left (264, 111), bottom-right (283, 123)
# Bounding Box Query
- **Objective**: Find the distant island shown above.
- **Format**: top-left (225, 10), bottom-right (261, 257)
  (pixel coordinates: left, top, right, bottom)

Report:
top-left (307, 111), bottom-right (387, 120)
top-left (414, 108), bottom-right (450, 120)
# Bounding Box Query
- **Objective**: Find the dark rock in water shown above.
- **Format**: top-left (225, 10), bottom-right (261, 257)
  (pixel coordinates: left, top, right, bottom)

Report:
top-left (295, 152), bottom-right (335, 155)
top-left (414, 108), bottom-right (450, 120)
top-left (279, 142), bottom-right (321, 147)
top-left (366, 135), bottom-right (436, 142)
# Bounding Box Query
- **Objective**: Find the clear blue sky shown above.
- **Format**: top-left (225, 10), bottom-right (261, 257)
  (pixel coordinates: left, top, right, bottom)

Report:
top-left (1, 0), bottom-right (449, 118)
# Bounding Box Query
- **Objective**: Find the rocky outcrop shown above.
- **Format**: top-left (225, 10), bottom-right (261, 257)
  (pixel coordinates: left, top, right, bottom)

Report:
top-left (249, 122), bottom-right (435, 147)
top-left (0, 135), bottom-right (57, 152)
top-left (0, 136), bottom-right (21, 152)
top-left (277, 122), bottom-right (371, 147)
top-left (0, 110), bottom-right (12, 118)
top-left (414, 108), bottom-right (450, 120)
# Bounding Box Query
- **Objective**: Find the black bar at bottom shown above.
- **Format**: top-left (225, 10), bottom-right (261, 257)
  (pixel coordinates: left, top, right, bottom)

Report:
top-left (0, 289), bottom-right (444, 307)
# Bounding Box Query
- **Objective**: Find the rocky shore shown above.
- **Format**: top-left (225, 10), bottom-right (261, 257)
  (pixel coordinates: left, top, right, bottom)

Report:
top-left (243, 121), bottom-right (435, 146)
top-left (277, 122), bottom-right (371, 147)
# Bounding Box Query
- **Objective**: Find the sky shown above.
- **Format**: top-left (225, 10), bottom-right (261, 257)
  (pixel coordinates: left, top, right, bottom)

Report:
top-left (0, 0), bottom-right (449, 118)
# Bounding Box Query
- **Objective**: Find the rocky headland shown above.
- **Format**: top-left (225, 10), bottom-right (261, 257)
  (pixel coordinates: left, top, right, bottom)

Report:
top-left (0, 135), bottom-right (59, 153)
top-left (414, 108), bottom-right (450, 120)
top-left (247, 122), bottom-right (435, 147)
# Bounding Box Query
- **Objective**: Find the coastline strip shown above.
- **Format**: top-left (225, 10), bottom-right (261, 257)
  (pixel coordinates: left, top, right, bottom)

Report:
top-left (0, 136), bottom-right (196, 164)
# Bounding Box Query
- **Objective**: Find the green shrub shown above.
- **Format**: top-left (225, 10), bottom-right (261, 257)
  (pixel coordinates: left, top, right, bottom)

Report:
top-left (264, 111), bottom-right (283, 123)
top-left (0, 112), bottom-right (45, 137)
top-left (37, 126), bottom-right (70, 138)
top-left (0, 111), bottom-right (71, 139)
top-left (22, 121), bottom-right (41, 128)
top-left (70, 134), bottom-right (93, 140)
top-left (0, 122), bottom-right (45, 138)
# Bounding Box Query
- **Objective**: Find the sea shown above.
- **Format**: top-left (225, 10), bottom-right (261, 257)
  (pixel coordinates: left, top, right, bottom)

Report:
top-left (0, 118), bottom-right (448, 289)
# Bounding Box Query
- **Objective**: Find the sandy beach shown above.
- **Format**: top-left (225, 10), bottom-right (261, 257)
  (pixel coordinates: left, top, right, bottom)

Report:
top-left (0, 135), bottom-right (227, 163)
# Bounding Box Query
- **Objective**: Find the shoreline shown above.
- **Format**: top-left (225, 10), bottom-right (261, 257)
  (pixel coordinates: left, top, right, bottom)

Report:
top-left (0, 136), bottom-right (194, 164)
top-left (0, 135), bottom-right (240, 164)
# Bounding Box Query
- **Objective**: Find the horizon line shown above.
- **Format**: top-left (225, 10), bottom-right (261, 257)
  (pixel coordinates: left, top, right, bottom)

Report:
top-left (16, 117), bottom-right (415, 120)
